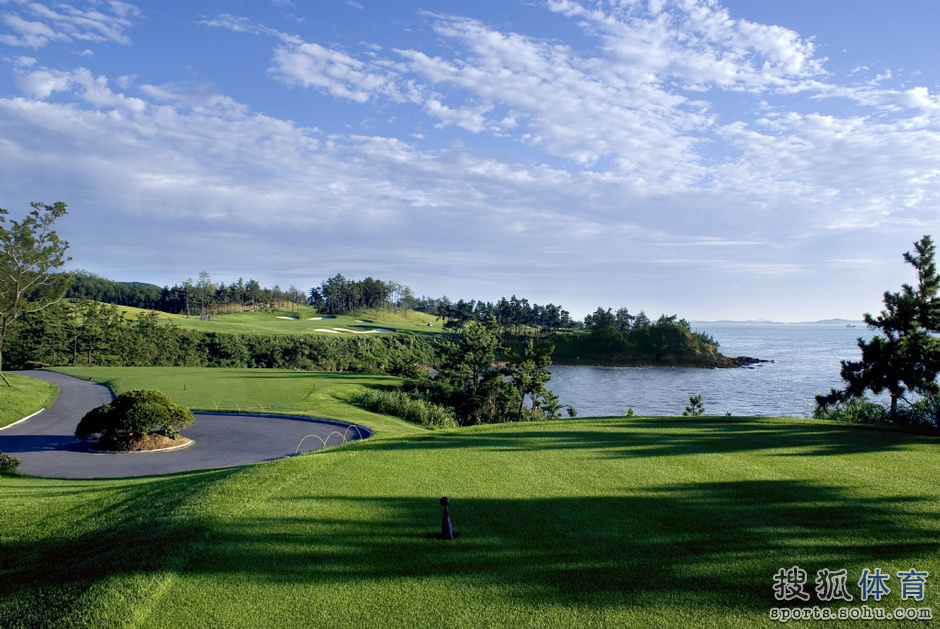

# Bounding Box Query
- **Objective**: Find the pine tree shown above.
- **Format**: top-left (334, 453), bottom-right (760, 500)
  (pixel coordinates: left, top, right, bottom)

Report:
top-left (0, 202), bottom-right (71, 385)
top-left (817, 235), bottom-right (940, 419)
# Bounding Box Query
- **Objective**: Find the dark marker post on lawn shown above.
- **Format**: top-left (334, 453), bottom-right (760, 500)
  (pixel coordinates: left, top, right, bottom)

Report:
top-left (440, 496), bottom-right (455, 540)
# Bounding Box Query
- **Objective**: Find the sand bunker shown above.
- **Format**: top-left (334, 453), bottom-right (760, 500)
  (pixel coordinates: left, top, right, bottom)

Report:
top-left (311, 327), bottom-right (392, 334)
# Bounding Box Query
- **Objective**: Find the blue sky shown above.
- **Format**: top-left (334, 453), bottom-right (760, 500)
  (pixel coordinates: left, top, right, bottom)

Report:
top-left (2, 0), bottom-right (939, 322)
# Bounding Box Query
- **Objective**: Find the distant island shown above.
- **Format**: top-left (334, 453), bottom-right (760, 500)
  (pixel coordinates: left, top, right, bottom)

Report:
top-left (544, 315), bottom-right (742, 368)
top-left (692, 318), bottom-right (865, 326)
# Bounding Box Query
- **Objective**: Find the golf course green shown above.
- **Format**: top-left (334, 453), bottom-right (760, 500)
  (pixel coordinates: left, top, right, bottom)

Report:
top-left (1, 367), bottom-right (938, 627)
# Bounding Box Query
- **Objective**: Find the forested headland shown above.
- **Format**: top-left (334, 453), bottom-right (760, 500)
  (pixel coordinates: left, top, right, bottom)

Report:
top-left (5, 270), bottom-right (737, 373)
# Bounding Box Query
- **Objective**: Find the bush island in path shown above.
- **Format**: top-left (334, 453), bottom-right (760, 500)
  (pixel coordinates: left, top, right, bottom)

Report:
top-left (75, 389), bottom-right (194, 447)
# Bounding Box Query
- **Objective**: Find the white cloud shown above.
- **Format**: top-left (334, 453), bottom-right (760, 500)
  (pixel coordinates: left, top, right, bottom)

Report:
top-left (201, 13), bottom-right (298, 43)
top-left (548, 0), bottom-right (825, 91)
top-left (0, 0), bottom-right (140, 48)
top-left (14, 61), bottom-right (145, 111)
top-left (270, 41), bottom-right (394, 103)
top-left (139, 81), bottom-right (246, 113)
top-left (2, 1), bottom-right (940, 321)
top-left (1, 13), bottom-right (61, 48)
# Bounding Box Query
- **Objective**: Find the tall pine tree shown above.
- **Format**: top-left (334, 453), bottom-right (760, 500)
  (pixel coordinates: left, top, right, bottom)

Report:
top-left (817, 235), bottom-right (940, 418)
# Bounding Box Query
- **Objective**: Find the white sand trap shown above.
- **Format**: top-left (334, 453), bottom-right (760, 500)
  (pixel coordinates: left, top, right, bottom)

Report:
top-left (311, 326), bottom-right (392, 334)
top-left (331, 327), bottom-right (388, 334)
top-left (276, 316), bottom-right (296, 320)
top-left (309, 317), bottom-right (323, 320)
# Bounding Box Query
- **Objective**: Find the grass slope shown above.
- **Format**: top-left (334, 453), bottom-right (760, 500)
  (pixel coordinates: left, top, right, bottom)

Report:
top-left (0, 373), bottom-right (58, 428)
top-left (55, 366), bottom-right (424, 439)
top-left (2, 410), bottom-right (938, 627)
top-left (119, 305), bottom-right (441, 336)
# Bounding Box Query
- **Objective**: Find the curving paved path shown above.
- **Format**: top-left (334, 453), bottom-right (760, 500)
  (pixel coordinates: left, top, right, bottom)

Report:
top-left (0, 371), bottom-right (370, 479)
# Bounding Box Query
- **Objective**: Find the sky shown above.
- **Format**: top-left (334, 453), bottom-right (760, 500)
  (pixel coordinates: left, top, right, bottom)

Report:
top-left (2, 0), bottom-right (940, 322)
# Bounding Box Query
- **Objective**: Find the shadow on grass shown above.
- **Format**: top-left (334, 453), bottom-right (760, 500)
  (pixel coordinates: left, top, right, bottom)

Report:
top-left (368, 418), bottom-right (940, 459)
top-left (3, 476), bottom-right (937, 624)
top-left (0, 468), bottom-right (241, 627)
top-left (183, 483), bottom-right (937, 603)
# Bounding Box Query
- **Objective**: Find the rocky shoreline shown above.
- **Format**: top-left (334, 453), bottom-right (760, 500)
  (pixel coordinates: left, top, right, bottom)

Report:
top-left (735, 356), bottom-right (774, 367)
top-left (550, 354), bottom-right (773, 369)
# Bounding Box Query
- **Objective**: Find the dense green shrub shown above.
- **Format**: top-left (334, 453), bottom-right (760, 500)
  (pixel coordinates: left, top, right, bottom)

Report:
top-left (75, 389), bottom-right (194, 441)
top-left (813, 395), bottom-right (889, 424)
top-left (0, 453), bottom-right (20, 473)
top-left (814, 393), bottom-right (940, 428)
top-left (907, 395), bottom-right (940, 427)
top-left (351, 388), bottom-right (457, 430)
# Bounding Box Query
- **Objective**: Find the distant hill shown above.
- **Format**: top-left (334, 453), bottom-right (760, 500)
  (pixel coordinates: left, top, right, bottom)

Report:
top-left (798, 318), bottom-right (867, 326)
top-left (692, 318), bottom-right (865, 326)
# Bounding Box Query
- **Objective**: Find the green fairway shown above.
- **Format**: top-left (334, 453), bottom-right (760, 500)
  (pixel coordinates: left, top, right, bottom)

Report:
top-left (0, 373), bottom-right (58, 428)
top-left (2, 405), bottom-right (938, 626)
top-left (119, 305), bottom-right (441, 336)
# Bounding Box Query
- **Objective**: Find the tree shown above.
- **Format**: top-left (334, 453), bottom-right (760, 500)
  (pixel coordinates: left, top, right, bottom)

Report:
top-left (506, 338), bottom-right (558, 421)
top-left (75, 389), bottom-right (194, 447)
top-left (436, 319), bottom-right (503, 424)
top-left (196, 271), bottom-right (214, 319)
top-left (432, 318), bottom-right (569, 425)
top-left (683, 394), bottom-right (705, 417)
top-left (584, 307), bottom-right (615, 328)
top-left (816, 235), bottom-right (940, 419)
top-left (0, 202), bottom-right (71, 386)
top-left (614, 307), bottom-right (635, 332)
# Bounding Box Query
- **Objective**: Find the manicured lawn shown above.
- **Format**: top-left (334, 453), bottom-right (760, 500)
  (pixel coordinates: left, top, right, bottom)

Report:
top-left (2, 410), bottom-right (938, 627)
top-left (0, 373), bottom-right (58, 428)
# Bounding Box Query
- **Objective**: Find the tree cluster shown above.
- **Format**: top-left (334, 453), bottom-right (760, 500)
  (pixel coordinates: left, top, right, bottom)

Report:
top-left (65, 271), bottom-right (165, 309)
top-left (552, 310), bottom-right (727, 366)
top-left (67, 271), bottom-right (308, 319)
top-left (308, 274), bottom-right (409, 315)
top-left (422, 319), bottom-right (569, 425)
top-left (418, 295), bottom-right (573, 335)
top-left (6, 299), bottom-right (435, 376)
top-left (67, 271), bottom-right (414, 319)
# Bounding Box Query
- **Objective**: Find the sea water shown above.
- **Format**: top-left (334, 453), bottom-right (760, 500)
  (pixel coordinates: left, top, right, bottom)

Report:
top-left (547, 323), bottom-right (874, 418)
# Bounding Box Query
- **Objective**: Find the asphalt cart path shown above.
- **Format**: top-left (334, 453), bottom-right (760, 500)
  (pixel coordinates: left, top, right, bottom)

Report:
top-left (0, 371), bottom-right (369, 479)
